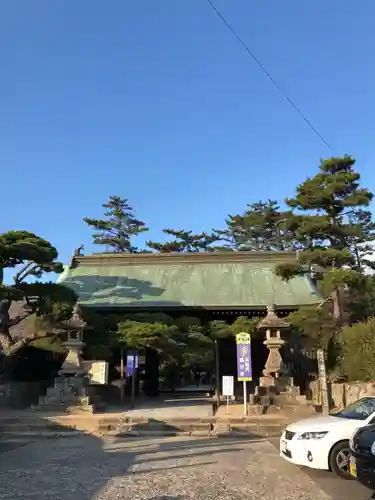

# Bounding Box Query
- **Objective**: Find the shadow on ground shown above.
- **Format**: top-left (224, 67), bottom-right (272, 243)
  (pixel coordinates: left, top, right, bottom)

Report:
top-left (0, 414), bottom-right (262, 499)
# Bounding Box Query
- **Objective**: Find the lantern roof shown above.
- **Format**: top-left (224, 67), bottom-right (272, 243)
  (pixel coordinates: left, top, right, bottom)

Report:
top-left (258, 304), bottom-right (290, 330)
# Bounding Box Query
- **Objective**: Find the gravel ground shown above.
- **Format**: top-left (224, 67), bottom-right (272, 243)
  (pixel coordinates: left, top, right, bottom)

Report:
top-left (0, 435), bottom-right (332, 500)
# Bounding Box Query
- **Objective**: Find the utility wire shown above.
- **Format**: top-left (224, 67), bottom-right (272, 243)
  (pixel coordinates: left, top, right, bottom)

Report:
top-left (206, 0), bottom-right (334, 152)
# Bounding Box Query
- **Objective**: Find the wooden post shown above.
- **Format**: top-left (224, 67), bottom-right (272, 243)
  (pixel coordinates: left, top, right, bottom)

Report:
top-left (317, 349), bottom-right (329, 415)
top-left (215, 340), bottom-right (220, 407)
top-left (120, 347), bottom-right (125, 405)
top-left (243, 381), bottom-right (248, 416)
top-left (130, 353), bottom-right (136, 409)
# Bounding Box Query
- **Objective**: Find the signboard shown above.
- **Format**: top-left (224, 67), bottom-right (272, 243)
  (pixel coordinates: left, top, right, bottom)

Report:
top-left (81, 361), bottom-right (109, 385)
top-left (222, 375), bottom-right (234, 397)
top-left (126, 351), bottom-right (139, 377)
top-left (317, 348), bottom-right (329, 412)
top-left (236, 332), bottom-right (252, 382)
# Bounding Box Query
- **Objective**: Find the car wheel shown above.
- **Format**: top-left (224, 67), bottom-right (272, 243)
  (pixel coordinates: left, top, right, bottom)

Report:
top-left (329, 441), bottom-right (353, 480)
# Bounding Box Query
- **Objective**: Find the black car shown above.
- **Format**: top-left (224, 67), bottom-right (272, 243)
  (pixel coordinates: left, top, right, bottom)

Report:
top-left (349, 423), bottom-right (375, 497)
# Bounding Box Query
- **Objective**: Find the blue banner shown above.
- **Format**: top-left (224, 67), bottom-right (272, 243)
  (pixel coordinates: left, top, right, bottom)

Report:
top-left (126, 351), bottom-right (139, 377)
top-left (236, 332), bottom-right (252, 382)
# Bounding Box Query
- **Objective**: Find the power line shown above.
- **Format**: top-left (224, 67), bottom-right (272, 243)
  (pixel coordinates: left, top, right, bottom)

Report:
top-left (206, 0), bottom-right (334, 152)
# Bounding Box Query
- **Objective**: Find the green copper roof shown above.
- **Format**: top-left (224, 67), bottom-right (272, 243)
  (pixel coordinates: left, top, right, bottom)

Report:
top-left (58, 252), bottom-right (320, 309)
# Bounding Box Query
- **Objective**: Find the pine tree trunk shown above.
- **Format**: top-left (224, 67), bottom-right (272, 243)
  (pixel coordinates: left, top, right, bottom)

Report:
top-left (0, 299), bottom-right (36, 356)
top-left (0, 330), bottom-right (13, 352)
top-left (0, 328), bottom-right (36, 356)
top-left (332, 288), bottom-right (345, 326)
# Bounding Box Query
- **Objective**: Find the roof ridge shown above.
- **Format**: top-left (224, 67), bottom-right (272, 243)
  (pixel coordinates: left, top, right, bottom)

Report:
top-left (72, 251), bottom-right (298, 267)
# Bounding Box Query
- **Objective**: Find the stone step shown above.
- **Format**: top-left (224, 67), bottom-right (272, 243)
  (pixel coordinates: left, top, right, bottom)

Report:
top-left (0, 430), bottom-right (85, 438)
top-left (98, 418), bottom-right (286, 438)
top-left (29, 405), bottom-right (94, 414)
top-left (0, 418), bottom-right (287, 439)
top-left (97, 421), bottom-right (213, 435)
top-left (0, 422), bottom-right (77, 431)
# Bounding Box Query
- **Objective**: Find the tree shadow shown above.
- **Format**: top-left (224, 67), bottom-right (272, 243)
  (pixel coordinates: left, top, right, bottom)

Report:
top-left (0, 418), bottom-right (259, 499)
top-left (62, 275), bottom-right (169, 306)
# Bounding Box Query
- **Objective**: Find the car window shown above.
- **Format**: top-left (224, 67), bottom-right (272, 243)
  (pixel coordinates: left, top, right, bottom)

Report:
top-left (333, 398), bottom-right (375, 421)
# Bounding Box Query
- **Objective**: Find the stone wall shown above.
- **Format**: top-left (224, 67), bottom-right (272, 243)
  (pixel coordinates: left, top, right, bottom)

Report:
top-left (0, 381), bottom-right (50, 410)
top-left (0, 381), bottom-right (129, 411)
top-left (309, 380), bottom-right (375, 409)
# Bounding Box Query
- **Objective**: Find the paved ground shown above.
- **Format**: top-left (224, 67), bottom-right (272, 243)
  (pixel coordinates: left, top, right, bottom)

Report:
top-left (0, 435), bottom-right (334, 500)
top-left (307, 468), bottom-right (371, 500)
top-left (120, 395), bottom-right (214, 419)
top-left (269, 438), bottom-right (371, 500)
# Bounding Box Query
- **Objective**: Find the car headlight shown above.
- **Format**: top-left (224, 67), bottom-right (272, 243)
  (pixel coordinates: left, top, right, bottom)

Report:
top-left (298, 431), bottom-right (328, 440)
top-left (371, 441), bottom-right (375, 455)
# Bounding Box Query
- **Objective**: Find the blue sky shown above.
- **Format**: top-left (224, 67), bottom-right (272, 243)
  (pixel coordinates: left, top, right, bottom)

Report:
top-left (1, 1), bottom-right (375, 271)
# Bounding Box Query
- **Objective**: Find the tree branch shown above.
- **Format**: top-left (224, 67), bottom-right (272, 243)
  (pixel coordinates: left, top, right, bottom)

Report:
top-left (14, 262), bottom-right (37, 285)
top-left (2, 331), bottom-right (58, 357)
top-left (0, 331), bottom-right (14, 351)
top-left (8, 310), bottom-right (33, 326)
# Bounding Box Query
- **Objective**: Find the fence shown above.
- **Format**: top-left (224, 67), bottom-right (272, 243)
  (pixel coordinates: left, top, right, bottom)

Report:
top-left (309, 380), bottom-right (375, 409)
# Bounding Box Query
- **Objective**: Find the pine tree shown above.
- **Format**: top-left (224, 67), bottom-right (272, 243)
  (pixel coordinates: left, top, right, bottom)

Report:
top-left (116, 313), bottom-right (178, 352)
top-left (0, 231), bottom-right (76, 357)
top-left (84, 196), bottom-right (148, 253)
top-left (147, 229), bottom-right (218, 253)
top-left (215, 200), bottom-right (296, 251)
top-left (276, 155), bottom-right (375, 325)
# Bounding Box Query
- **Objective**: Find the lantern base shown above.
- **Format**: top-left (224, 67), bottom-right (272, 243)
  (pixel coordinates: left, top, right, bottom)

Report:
top-left (251, 376), bottom-right (303, 409)
top-left (32, 374), bottom-right (94, 414)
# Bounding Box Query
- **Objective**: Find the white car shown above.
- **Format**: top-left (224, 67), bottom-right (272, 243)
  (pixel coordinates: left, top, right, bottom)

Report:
top-left (280, 397), bottom-right (375, 479)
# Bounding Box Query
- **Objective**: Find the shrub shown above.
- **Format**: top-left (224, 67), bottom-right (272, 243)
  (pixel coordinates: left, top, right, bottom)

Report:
top-left (340, 317), bottom-right (375, 381)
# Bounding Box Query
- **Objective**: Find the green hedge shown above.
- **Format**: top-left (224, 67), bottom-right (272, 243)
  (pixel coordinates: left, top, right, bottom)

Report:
top-left (340, 317), bottom-right (375, 381)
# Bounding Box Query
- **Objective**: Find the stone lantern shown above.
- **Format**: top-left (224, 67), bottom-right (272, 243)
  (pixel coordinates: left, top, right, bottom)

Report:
top-left (33, 303), bottom-right (94, 413)
top-left (258, 304), bottom-right (290, 387)
top-left (59, 303), bottom-right (87, 376)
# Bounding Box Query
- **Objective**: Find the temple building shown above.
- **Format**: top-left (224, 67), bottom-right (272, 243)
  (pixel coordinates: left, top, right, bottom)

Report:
top-left (58, 251), bottom-right (320, 395)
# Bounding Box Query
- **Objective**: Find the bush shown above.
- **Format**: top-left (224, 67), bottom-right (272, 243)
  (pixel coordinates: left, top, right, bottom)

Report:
top-left (340, 318), bottom-right (375, 381)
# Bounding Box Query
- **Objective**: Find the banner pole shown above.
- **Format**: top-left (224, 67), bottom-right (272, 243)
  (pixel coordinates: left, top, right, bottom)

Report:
top-left (243, 380), bottom-right (248, 416)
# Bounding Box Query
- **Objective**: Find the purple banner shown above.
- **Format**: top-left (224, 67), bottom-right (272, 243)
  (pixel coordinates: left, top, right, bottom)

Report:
top-left (126, 351), bottom-right (139, 377)
top-left (236, 333), bottom-right (252, 381)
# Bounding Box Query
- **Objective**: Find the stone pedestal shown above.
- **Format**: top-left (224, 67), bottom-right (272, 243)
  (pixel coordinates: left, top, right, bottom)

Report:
top-left (250, 376), bottom-right (304, 409)
top-left (34, 375), bottom-right (94, 414)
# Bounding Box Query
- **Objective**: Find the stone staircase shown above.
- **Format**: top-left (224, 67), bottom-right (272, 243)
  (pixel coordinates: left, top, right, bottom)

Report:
top-left (0, 405), bottom-right (317, 441)
top-left (95, 407), bottom-right (316, 438)
top-left (0, 416), bottom-right (86, 439)
top-left (97, 416), bottom-right (213, 438)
